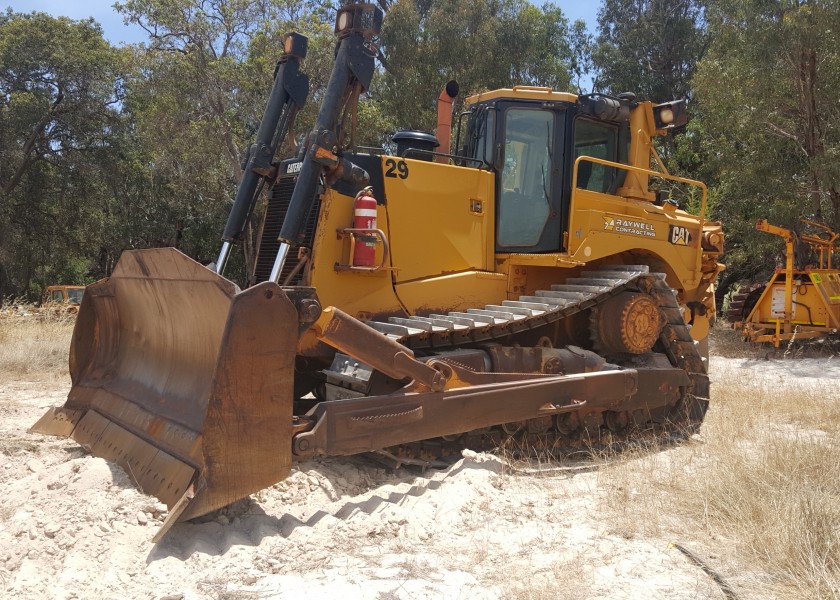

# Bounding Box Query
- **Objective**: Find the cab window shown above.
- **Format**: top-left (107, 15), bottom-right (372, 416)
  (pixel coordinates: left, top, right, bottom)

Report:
top-left (574, 119), bottom-right (620, 194)
top-left (497, 109), bottom-right (554, 247)
top-left (51, 290), bottom-right (64, 302)
top-left (460, 106), bottom-right (495, 167)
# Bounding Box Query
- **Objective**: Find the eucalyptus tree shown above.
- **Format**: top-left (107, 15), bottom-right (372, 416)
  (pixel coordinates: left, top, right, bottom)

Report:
top-left (0, 11), bottom-right (122, 299)
top-left (376, 0), bottom-right (578, 132)
top-left (693, 0), bottom-right (840, 290)
top-left (115, 0), bottom-right (335, 276)
top-left (593, 0), bottom-right (707, 102)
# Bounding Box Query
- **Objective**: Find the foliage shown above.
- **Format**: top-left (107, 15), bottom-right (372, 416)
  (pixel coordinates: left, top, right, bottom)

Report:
top-left (692, 0), bottom-right (840, 290)
top-left (3, 0), bottom-right (840, 306)
top-left (592, 0), bottom-right (708, 101)
top-left (0, 11), bottom-right (123, 300)
top-left (377, 0), bottom-right (577, 132)
top-left (114, 0), bottom-right (336, 277)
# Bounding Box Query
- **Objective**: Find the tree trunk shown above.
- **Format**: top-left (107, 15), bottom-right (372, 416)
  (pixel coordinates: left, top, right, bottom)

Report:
top-left (0, 263), bottom-right (7, 307)
top-left (1, 92), bottom-right (64, 196)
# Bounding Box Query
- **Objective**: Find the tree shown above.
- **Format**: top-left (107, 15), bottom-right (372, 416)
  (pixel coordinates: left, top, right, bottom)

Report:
top-left (691, 0), bottom-right (840, 292)
top-left (0, 11), bottom-right (123, 300)
top-left (114, 0), bottom-right (336, 279)
top-left (376, 0), bottom-right (577, 133)
top-left (592, 0), bottom-right (708, 101)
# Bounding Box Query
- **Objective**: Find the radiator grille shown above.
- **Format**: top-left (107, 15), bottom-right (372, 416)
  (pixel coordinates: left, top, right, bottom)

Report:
top-left (253, 177), bottom-right (320, 285)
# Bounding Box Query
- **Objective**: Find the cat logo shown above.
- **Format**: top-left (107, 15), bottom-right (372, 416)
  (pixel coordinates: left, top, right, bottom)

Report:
top-left (669, 225), bottom-right (692, 246)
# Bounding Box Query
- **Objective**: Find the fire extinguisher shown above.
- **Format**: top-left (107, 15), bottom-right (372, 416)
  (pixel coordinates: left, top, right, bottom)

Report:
top-left (353, 186), bottom-right (378, 267)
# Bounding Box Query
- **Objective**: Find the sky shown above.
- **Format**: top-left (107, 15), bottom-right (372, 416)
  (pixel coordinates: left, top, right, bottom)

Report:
top-left (4, 0), bottom-right (602, 46)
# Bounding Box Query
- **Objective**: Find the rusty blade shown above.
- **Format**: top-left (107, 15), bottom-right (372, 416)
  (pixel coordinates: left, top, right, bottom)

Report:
top-left (31, 248), bottom-right (299, 529)
top-left (29, 407), bottom-right (84, 437)
top-left (72, 410), bottom-right (197, 507)
top-left (183, 281), bottom-right (298, 520)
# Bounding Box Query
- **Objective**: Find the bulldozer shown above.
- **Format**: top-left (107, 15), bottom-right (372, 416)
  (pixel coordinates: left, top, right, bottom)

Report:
top-left (730, 218), bottom-right (840, 347)
top-left (31, 2), bottom-right (724, 541)
top-left (40, 285), bottom-right (85, 315)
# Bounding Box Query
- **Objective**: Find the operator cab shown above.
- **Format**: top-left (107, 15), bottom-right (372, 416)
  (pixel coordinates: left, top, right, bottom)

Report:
top-left (458, 89), bottom-right (634, 253)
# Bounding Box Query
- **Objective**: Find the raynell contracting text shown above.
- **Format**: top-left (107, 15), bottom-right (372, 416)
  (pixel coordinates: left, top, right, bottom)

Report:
top-left (603, 216), bottom-right (657, 238)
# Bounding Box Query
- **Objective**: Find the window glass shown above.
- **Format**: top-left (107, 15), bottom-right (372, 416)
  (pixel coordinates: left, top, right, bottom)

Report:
top-left (574, 119), bottom-right (619, 194)
top-left (481, 110), bottom-right (495, 165)
top-left (461, 106), bottom-right (495, 166)
top-left (52, 290), bottom-right (64, 301)
top-left (498, 109), bottom-right (553, 247)
top-left (67, 288), bottom-right (84, 303)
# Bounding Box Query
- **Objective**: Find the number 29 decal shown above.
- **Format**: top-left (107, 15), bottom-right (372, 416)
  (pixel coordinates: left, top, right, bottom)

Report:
top-left (384, 158), bottom-right (409, 179)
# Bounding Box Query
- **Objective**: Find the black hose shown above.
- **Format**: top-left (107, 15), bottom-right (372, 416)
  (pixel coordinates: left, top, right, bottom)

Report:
top-left (672, 543), bottom-right (742, 600)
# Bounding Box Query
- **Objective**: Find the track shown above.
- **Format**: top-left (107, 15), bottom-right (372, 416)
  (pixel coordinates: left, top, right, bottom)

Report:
top-left (358, 265), bottom-right (709, 463)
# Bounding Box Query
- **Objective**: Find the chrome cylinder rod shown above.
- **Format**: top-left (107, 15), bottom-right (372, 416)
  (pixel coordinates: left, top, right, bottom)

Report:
top-left (269, 242), bottom-right (291, 283)
top-left (214, 241), bottom-right (232, 275)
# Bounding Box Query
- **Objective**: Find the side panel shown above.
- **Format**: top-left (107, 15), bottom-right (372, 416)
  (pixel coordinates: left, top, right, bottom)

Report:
top-left (308, 188), bottom-right (402, 319)
top-left (566, 189), bottom-right (706, 288)
top-left (748, 271), bottom-right (840, 328)
top-left (811, 271), bottom-right (840, 307)
top-left (385, 158), bottom-right (496, 282)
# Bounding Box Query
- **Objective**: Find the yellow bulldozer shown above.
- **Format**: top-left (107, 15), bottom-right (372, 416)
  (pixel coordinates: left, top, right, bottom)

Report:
top-left (730, 218), bottom-right (840, 347)
top-left (31, 2), bottom-right (724, 541)
top-left (40, 285), bottom-right (85, 314)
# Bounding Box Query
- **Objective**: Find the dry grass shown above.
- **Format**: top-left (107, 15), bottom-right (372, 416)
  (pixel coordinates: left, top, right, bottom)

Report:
top-left (499, 553), bottom-right (593, 600)
top-left (688, 374), bottom-right (840, 599)
top-left (596, 353), bottom-right (840, 599)
top-left (714, 316), bottom-right (840, 360)
top-left (0, 303), bottom-right (74, 383)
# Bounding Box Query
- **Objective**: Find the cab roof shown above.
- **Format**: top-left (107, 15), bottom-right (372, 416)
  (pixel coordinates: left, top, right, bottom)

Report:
top-left (466, 86), bottom-right (578, 105)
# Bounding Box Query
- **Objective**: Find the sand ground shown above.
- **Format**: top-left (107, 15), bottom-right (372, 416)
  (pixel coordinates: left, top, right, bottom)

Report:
top-left (2, 355), bottom-right (838, 599)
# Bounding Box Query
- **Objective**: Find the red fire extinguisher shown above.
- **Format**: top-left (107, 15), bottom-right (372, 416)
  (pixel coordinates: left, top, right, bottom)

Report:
top-left (353, 186), bottom-right (377, 267)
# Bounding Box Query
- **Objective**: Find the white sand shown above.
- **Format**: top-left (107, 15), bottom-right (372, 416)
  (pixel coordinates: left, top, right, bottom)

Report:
top-left (3, 356), bottom-right (839, 599)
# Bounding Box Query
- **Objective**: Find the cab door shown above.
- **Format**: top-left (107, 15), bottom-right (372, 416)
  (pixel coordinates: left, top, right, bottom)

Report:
top-left (495, 103), bottom-right (565, 253)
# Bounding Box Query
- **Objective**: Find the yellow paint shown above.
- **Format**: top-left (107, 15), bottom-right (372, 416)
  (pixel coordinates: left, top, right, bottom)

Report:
top-left (301, 91), bottom-right (724, 350)
top-left (385, 157), bottom-right (495, 282)
top-left (466, 86), bottom-right (577, 105)
top-left (565, 189), bottom-right (711, 287)
top-left (769, 319), bottom-right (827, 326)
top-left (308, 188), bottom-right (402, 319)
top-left (619, 102), bottom-right (658, 201)
top-left (743, 268), bottom-right (840, 343)
top-left (395, 271), bottom-right (508, 315)
top-left (689, 313), bottom-right (710, 340)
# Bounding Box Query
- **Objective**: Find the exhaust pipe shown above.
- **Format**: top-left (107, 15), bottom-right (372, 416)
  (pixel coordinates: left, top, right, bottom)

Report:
top-left (435, 80), bottom-right (459, 163)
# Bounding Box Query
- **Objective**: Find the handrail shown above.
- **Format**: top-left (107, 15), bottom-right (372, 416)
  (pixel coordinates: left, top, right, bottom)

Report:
top-left (511, 85), bottom-right (554, 93)
top-left (401, 147), bottom-right (486, 166)
top-left (799, 218), bottom-right (838, 269)
top-left (335, 227), bottom-right (391, 273)
top-left (571, 155), bottom-right (708, 284)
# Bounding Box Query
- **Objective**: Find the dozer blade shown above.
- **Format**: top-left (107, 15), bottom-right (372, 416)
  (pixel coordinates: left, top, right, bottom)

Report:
top-left (30, 248), bottom-right (299, 530)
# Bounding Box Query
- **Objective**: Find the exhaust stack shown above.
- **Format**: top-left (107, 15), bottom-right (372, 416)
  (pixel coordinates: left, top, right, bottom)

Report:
top-left (435, 80), bottom-right (459, 163)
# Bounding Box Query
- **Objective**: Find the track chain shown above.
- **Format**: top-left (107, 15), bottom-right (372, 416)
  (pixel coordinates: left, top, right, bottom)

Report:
top-left (366, 265), bottom-right (708, 463)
